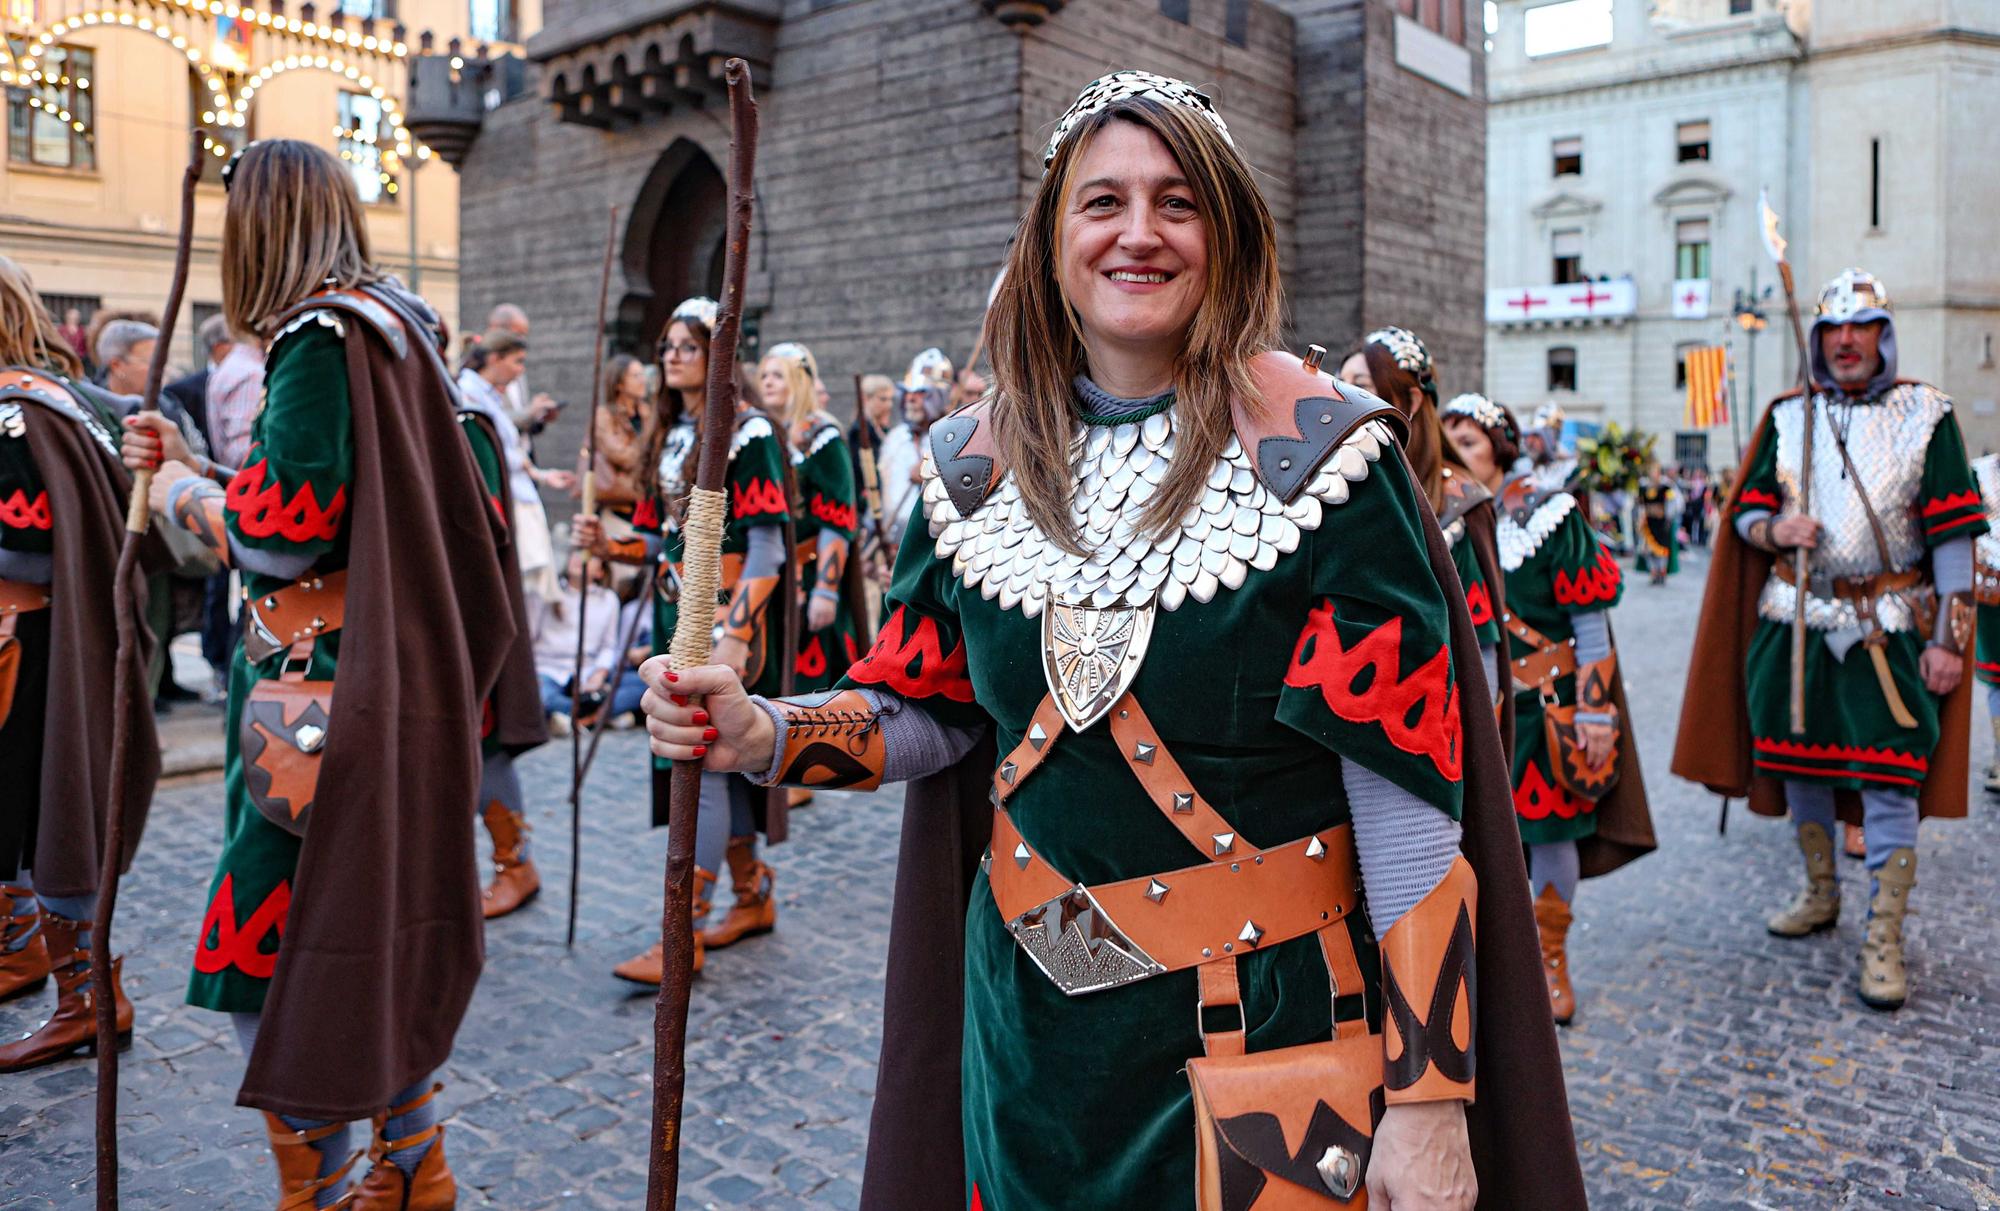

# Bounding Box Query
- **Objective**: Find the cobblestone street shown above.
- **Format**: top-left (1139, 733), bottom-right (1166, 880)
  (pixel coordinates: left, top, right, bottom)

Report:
top-left (3, 550), bottom-right (1998, 1209)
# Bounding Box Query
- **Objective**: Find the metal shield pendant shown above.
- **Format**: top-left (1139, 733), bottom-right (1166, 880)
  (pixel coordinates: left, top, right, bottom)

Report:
top-left (1041, 597), bottom-right (1154, 732)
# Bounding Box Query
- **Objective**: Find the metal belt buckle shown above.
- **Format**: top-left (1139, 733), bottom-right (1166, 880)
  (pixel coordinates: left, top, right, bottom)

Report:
top-left (242, 599), bottom-right (286, 665)
top-left (1807, 570), bottom-right (1834, 600)
top-left (1005, 882), bottom-right (1165, 997)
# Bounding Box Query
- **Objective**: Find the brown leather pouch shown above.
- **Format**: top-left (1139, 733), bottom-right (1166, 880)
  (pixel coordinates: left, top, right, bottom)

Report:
top-left (1189, 1031), bottom-right (1382, 1209)
top-left (241, 645), bottom-right (334, 837)
top-left (1542, 700), bottom-right (1619, 801)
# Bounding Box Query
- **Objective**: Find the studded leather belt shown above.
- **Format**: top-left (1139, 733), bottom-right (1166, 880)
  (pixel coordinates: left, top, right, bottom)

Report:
top-left (0, 578), bottom-right (51, 617)
top-left (242, 570), bottom-right (347, 664)
top-left (1771, 559), bottom-right (1922, 602)
top-left (983, 690), bottom-right (1362, 998)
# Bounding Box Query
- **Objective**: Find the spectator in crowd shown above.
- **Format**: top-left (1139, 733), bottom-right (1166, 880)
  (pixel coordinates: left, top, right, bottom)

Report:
top-left (57, 307), bottom-right (92, 374)
top-left (600, 589), bottom-right (653, 728)
top-left (457, 328), bottom-right (573, 603)
top-left (95, 319), bottom-right (157, 397)
top-left (530, 549), bottom-right (621, 736)
top-left (584, 353), bottom-right (658, 510)
top-left (164, 315), bottom-right (240, 699)
top-left (161, 314), bottom-right (232, 441)
top-left (84, 309), bottom-right (157, 386)
top-left (484, 303), bottom-right (559, 435)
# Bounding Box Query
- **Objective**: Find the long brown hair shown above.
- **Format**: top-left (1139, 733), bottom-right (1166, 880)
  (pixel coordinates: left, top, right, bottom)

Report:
top-left (987, 98), bottom-right (1283, 552)
top-left (221, 140), bottom-right (380, 336)
top-left (0, 256), bottom-right (85, 378)
top-left (1353, 342), bottom-right (1465, 512)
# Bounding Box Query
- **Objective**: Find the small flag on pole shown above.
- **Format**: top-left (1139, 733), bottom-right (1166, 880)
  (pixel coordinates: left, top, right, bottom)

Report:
top-left (1684, 345), bottom-right (1729, 428)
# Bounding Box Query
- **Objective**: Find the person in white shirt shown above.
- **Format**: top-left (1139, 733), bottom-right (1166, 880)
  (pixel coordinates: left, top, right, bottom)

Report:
top-left (530, 549), bottom-right (621, 734)
top-left (457, 329), bottom-right (573, 602)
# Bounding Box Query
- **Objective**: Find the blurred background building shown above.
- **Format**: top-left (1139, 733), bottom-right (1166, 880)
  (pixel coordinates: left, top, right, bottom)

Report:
top-left (0, 0), bottom-right (542, 367)
top-left (1485, 0), bottom-right (2000, 465)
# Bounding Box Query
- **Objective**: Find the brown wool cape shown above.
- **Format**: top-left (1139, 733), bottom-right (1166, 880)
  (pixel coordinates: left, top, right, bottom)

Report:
top-left (1673, 399), bottom-right (1973, 822)
top-left (237, 289), bottom-right (517, 1120)
top-left (10, 381), bottom-right (160, 897)
top-left (858, 445), bottom-right (1589, 1210)
top-left (1581, 621), bottom-right (1657, 878)
top-left (462, 409), bottom-right (550, 757)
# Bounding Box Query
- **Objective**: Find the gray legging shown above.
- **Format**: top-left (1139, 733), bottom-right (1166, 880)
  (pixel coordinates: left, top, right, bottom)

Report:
top-left (693, 770), bottom-right (758, 916)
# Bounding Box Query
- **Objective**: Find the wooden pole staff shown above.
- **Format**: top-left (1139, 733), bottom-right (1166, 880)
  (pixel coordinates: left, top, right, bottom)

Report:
top-left (1777, 257), bottom-right (1813, 735)
top-left (93, 127), bottom-right (203, 1211)
top-left (646, 58), bottom-right (758, 1211)
top-left (567, 203), bottom-right (619, 950)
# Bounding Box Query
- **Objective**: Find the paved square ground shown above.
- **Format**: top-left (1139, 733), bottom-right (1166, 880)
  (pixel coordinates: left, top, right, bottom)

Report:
top-left (3, 550), bottom-right (1997, 1208)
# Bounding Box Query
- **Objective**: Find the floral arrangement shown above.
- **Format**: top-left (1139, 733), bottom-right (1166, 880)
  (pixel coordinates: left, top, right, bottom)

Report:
top-left (1573, 422), bottom-right (1659, 495)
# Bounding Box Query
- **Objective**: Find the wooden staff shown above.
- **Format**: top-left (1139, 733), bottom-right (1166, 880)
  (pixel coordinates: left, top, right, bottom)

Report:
top-left (93, 127), bottom-right (203, 1211)
top-left (1775, 256), bottom-right (1813, 734)
top-left (567, 203), bottom-right (619, 950)
top-left (647, 58), bottom-right (758, 1211)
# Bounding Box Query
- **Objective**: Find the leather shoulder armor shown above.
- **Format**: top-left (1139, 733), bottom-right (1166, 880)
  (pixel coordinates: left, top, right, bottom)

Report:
top-left (1436, 468), bottom-right (1492, 530)
top-left (929, 399), bottom-right (1001, 518)
top-left (272, 286), bottom-right (410, 360)
top-left (1234, 350), bottom-right (1407, 504)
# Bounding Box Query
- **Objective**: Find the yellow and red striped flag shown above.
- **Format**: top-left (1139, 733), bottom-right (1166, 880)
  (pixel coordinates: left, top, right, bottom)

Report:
top-left (1684, 345), bottom-right (1729, 428)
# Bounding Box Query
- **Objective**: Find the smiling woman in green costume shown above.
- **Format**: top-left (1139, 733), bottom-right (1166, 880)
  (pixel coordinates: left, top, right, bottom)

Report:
top-left (636, 72), bottom-right (1585, 1211)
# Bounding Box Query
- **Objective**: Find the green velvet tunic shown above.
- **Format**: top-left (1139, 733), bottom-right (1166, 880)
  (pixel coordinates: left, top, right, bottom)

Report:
top-left (1731, 401), bottom-right (1985, 793)
top-left (461, 412), bottom-right (510, 756)
top-left (790, 416), bottom-right (862, 692)
top-left (840, 405), bottom-right (1463, 1211)
top-left (188, 318), bottom-right (351, 1014)
top-left (1499, 486), bottom-right (1623, 845)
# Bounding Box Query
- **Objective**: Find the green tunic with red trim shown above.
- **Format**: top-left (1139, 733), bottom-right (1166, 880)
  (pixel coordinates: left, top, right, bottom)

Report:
top-left (1498, 481), bottom-right (1624, 845)
top-left (188, 315), bottom-right (351, 1013)
top-left (1970, 454), bottom-right (2000, 687)
top-left (1633, 479), bottom-right (1681, 575)
top-left (1449, 514), bottom-right (1500, 648)
top-left (1730, 386), bottom-right (1985, 793)
top-left (791, 415), bottom-right (862, 691)
top-left (839, 399), bottom-right (1463, 1211)
top-left (461, 412), bottom-right (510, 755)
top-left (626, 408), bottom-right (790, 760)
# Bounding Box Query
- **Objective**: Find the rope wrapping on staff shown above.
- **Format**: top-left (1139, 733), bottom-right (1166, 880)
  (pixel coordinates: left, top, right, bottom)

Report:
top-left (668, 487), bottom-right (728, 670)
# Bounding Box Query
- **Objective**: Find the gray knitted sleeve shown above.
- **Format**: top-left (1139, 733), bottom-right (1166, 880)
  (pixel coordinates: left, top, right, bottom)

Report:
top-left (747, 688), bottom-right (984, 786)
top-left (1343, 758), bottom-right (1463, 932)
top-left (1734, 507), bottom-right (1772, 541)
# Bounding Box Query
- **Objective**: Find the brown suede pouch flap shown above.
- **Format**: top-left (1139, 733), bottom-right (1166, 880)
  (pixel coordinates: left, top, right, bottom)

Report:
top-left (242, 678), bottom-right (335, 837)
top-left (1188, 1033), bottom-right (1383, 1209)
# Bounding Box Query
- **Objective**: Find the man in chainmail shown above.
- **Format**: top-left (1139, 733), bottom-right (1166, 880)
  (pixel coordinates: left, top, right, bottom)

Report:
top-left (1675, 268), bottom-right (1983, 1012)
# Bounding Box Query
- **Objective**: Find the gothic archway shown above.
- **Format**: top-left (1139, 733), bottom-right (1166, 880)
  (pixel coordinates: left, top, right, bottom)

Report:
top-left (617, 138), bottom-right (726, 355)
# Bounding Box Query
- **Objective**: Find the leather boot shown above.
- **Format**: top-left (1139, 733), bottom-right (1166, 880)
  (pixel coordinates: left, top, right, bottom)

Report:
top-left (479, 800), bottom-right (541, 920)
top-left (1984, 717), bottom-right (2000, 793)
top-left (352, 1085), bottom-right (454, 1210)
top-left (0, 885), bottom-right (50, 1003)
top-left (787, 787), bottom-right (815, 809)
top-left (0, 915), bottom-right (132, 1072)
top-left (264, 1113), bottom-right (361, 1210)
top-left (1858, 847), bottom-right (1916, 1012)
top-left (613, 870), bottom-right (713, 984)
top-left (703, 838), bottom-right (776, 950)
top-left (1767, 822), bottom-right (1841, 937)
top-left (1532, 886), bottom-right (1576, 1026)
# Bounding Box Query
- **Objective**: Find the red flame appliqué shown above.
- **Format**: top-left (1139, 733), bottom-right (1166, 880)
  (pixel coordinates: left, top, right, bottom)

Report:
top-left (1285, 601), bottom-right (1462, 780)
top-left (848, 606), bottom-right (975, 702)
top-left (1512, 763), bottom-right (1589, 821)
top-left (194, 874), bottom-right (291, 979)
top-left (1553, 546), bottom-right (1622, 607)
top-left (0, 488), bottom-right (51, 530)
top-left (731, 477), bottom-right (787, 519)
top-left (226, 456), bottom-right (347, 542)
top-left (809, 493), bottom-right (858, 532)
top-left (1464, 580), bottom-right (1494, 627)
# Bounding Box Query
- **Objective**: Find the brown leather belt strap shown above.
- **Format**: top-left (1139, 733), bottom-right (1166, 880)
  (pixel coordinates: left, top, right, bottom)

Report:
top-left (0, 578), bottom-right (51, 617)
top-left (1771, 560), bottom-right (1923, 601)
top-left (992, 695), bottom-right (1072, 805)
top-left (1198, 959), bottom-right (1245, 1058)
top-left (988, 809), bottom-right (1361, 975)
top-left (243, 570), bottom-right (347, 663)
top-left (1502, 610), bottom-right (1574, 693)
top-left (1106, 695), bottom-right (1257, 862)
top-left (1320, 927), bottom-right (1369, 1041)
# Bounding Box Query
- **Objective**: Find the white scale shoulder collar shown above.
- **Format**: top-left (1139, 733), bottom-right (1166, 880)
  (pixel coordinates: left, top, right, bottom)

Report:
top-left (920, 407), bottom-right (1395, 616)
top-left (1496, 484), bottom-right (1577, 572)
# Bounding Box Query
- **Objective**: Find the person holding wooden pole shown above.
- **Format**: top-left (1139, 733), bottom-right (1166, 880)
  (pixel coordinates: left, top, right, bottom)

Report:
top-left (0, 256), bottom-right (160, 1076)
top-left (1675, 268), bottom-right (1984, 1013)
top-left (121, 139), bottom-right (515, 1208)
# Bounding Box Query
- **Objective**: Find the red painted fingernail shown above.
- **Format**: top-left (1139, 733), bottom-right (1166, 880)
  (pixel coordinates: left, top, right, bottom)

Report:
top-left (665, 671), bottom-right (678, 682)
top-left (693, 710), bottom-right (710, 725)
top-left (703, 728), bottom-right (718, 741)
top-left (671, 694), bottom-right (688, 707)
top-left (692, 745), bottom-right (708, 758)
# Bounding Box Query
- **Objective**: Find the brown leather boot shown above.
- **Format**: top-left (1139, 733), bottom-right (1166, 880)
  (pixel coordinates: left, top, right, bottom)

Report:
top-left (1858, 848), bottom-right (1917, 1012)
top-left (1767, 822), bottom-right (1841, 937)
top-left (0, 885), bottom-right (50, 1003)
top-left (479, 800), bottom-right (541, 920)
top-left (264, 1113), bottom-right (361, 1210)
top-left (1532, 885), bottom-right (1577, 1026)
top-left (787, 787), bottom-right (815, 809)
top-left (703, 838), bottom-right (776, 950)
top-left (612, 870), bottom-right (713, 984)
top-left (0, 915), bottom-right (132, 1072)
top-left (351, 1085), bottom-right (454, 1210)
